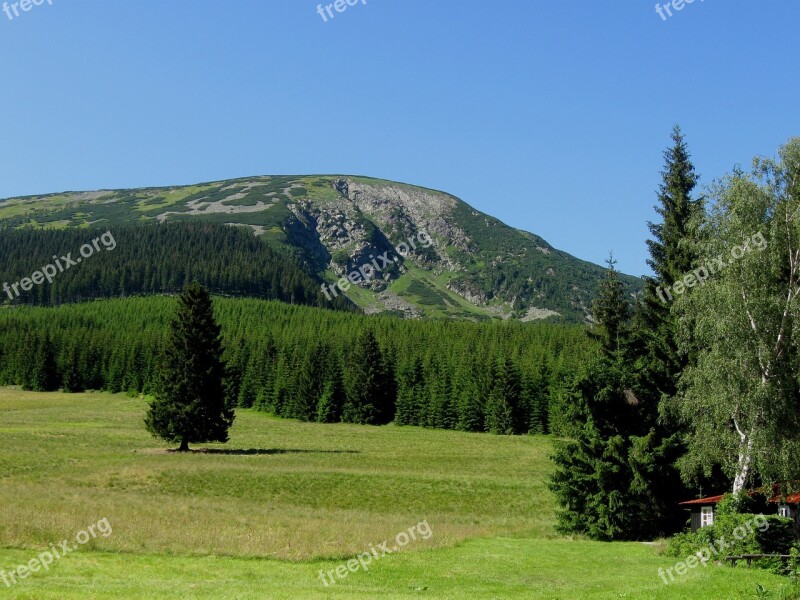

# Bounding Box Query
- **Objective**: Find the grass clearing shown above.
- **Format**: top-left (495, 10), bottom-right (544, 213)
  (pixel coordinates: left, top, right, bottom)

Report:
top-left (0, 387), bottom-right (794, 598)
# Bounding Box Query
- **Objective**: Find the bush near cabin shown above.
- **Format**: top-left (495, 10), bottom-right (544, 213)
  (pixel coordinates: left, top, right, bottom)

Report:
top-left (666, 495), bottom-right (797, 568)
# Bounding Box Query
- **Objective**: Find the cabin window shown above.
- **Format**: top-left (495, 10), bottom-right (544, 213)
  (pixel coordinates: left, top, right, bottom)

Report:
top-left (779, 505), bottom-right (792, 518)
top-left (700, 506), bottom-right (714, 527)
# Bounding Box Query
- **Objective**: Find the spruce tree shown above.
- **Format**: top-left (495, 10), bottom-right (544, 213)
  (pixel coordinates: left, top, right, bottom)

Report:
top-left (343, 329), bottom-right (394, 425)
top-left (145, 282), bottom-right (233, 451)
top-left (316, 351), bottom-right (346, 423)
top-left (525, 365), bottom-right (550, 435)
top-left (61, 340), bottom-right (84, 393)
top-left (25, 334), bottom-right (59, 392)
top-left (590, 255), bottom-right (631, 358)
top-left (646, 125), bottom-right (701, 286)
top-left (549, 129), bottom-right (702, 539)
top-left (633, 125), bottom-right (703, 512)
top-left (637, 124), bottom-right (702, 400)
top-left (453, 356), bottom-right (483, 432)
top-left (428, 360), bottom-right (456, 429)
top-left (486, 357), bottom-right (525, 435)
top-left (396, 356), bottom-right (425, 426)
top-left (550, 262), bottom-right (652, 539)
top-left (290, 342), bottom-right (327, 421)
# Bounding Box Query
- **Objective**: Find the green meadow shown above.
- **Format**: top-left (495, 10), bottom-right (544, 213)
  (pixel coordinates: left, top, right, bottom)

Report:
top-left (0, 387), bottom-right (793, 599)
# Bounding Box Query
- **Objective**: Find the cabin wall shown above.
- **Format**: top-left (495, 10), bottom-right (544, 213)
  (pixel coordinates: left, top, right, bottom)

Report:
top-left (690, 509), bottom-right (701, 532)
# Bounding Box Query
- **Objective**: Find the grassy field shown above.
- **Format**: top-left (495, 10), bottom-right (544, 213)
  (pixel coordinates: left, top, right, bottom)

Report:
top-left (0, 387), bottom-right (794, 599)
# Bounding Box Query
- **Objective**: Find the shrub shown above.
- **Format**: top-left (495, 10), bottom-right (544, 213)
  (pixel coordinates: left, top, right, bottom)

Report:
top-left (711, 511), bottom-right (766, 558)
top-left (666, 493), bottom-right (798, 573)
top-left (666, 513), bottom-right (794, 560)
top-left (665, 527), bottom-right (716, 557)
top-left (758, 516), bottom-right (796, 555)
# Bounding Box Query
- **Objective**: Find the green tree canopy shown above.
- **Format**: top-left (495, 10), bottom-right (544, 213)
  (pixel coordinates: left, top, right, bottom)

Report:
top-left (145, 282), bottom-right (234, 451)
top-left (676, 138), bottom-right (800, 494)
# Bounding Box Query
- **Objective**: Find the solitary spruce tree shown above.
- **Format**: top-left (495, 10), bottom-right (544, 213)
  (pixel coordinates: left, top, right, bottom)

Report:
top-left (145, 282), bottom-right (234, 451)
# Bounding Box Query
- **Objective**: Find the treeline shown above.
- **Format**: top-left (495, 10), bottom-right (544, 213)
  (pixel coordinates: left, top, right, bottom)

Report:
top-left (548, 131), bottom-right (800, 541)
top-left (0, 222), bottom-right (352, 310)
top-left (0, 296), bottom-right (593, 435)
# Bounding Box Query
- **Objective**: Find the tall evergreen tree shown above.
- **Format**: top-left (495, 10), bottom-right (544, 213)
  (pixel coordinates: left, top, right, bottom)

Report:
top-left (638, 125), bottom-right (703, 405)
top-left (23, 334), bottom-right (59, 392)
top-left (550, 261), bottom-right (676, 539)
top-left (590, 255), bottom-right (631, 358)
top-left (316, 350), bottom-right (346, 423)
top-left (453, 355), bottom-right (483, 432)
top-left (289, 342), bottom-right (328, 421)
top-left (343, 329), bottom-right (394, 425)
top-left (550, 130), bottom-right (703, 539)
top-left (647, 125), bottom-right (701, 283)
top-left (486, 357), bottom-right (525, 435)
top-left (145, 282), bottom-right (234, 451)
top-left (427, 358), bottom-right (456, 429)
top-left (525, 362), bottom-right (550, 435)
top-left (396, 356), bottom-right (425, 426)
top-left (633, 125), bottom-right (703, 507)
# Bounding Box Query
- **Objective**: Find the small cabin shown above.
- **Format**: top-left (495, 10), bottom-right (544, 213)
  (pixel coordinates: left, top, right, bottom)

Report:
top-left (678, 494), bottom-right (725, 532)
top-left (679, 487), bottom-right (800, 533)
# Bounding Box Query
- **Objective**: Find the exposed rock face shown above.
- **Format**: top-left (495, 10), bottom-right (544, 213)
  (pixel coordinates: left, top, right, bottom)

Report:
top-left (287, 179), bottom-right (466, 293)
top-left (337, 179), bottom-right (472, 256)
top-left (521, 307), bottom-right (562, 321)
top-left (446, 279), bottom-right (488, 306)
top-left (267, 177), bottom-right (640, 321)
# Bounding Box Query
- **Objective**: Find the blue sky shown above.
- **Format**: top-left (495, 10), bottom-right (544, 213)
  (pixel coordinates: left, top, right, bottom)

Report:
top-left (0, 0), bottom-right (797, 276)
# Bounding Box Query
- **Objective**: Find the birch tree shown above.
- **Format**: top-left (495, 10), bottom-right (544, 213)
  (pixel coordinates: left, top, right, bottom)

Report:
top-left (676, 138), bottom-right (800, 493)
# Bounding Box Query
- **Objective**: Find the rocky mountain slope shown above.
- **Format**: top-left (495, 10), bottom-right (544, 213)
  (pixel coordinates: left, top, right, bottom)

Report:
top-left (0, 175), bottom-right (642, 321)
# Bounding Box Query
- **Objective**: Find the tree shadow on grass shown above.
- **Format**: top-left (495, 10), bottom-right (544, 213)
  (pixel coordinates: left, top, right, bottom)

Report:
top-left (167, 448), bottom-right (360, 455)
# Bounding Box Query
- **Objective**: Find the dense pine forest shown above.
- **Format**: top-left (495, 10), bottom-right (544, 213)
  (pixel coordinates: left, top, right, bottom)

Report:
top-left (0, 223), bottom-right (352, 310)
top-left (0, 296), bottom-right (592, 435)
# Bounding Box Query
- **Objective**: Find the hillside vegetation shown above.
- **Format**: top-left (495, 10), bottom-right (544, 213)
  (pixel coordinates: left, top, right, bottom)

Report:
top-left (0, 222), bottom-right (352, 310)
top-left (0, 175), bottom-right (643, 321)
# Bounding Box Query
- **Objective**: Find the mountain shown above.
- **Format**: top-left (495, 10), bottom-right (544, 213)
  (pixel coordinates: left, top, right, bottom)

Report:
top-left (0, 175), bottom-right (642, 321)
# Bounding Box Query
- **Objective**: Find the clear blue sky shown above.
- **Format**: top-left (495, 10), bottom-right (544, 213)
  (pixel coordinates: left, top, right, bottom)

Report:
top-left (1, 0), bottom-right (797, 275)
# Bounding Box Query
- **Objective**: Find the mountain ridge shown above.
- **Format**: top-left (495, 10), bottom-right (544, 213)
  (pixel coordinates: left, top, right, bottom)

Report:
top-left (0, 175), bottom-right (642, 322)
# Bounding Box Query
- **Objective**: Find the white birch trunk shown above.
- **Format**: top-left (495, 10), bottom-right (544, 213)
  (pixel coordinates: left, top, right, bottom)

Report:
top-left (732, 426), bottom-right (753, 494)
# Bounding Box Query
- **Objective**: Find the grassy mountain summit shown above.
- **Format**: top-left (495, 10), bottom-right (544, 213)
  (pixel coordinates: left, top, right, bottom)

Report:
top-left (0, 175), bottom-right (642, 321)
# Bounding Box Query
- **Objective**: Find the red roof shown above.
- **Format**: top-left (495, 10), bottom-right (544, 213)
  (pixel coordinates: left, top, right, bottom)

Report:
top-left (768, 492), bottom-right (800, 504)
top-left (678, 494), bottom-right (726, 506)
top-left (680, 483), bottom-right (800, 506)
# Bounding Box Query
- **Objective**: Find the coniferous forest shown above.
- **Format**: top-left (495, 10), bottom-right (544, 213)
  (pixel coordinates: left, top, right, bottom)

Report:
top-left (0, 295), bottom-right (591, 435)
top-left (0, 223), bottom-right (353, 310)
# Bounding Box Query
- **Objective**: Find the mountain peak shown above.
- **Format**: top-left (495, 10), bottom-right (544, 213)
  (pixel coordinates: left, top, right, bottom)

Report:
top-left (0, 175), bottom-right (641, 321)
